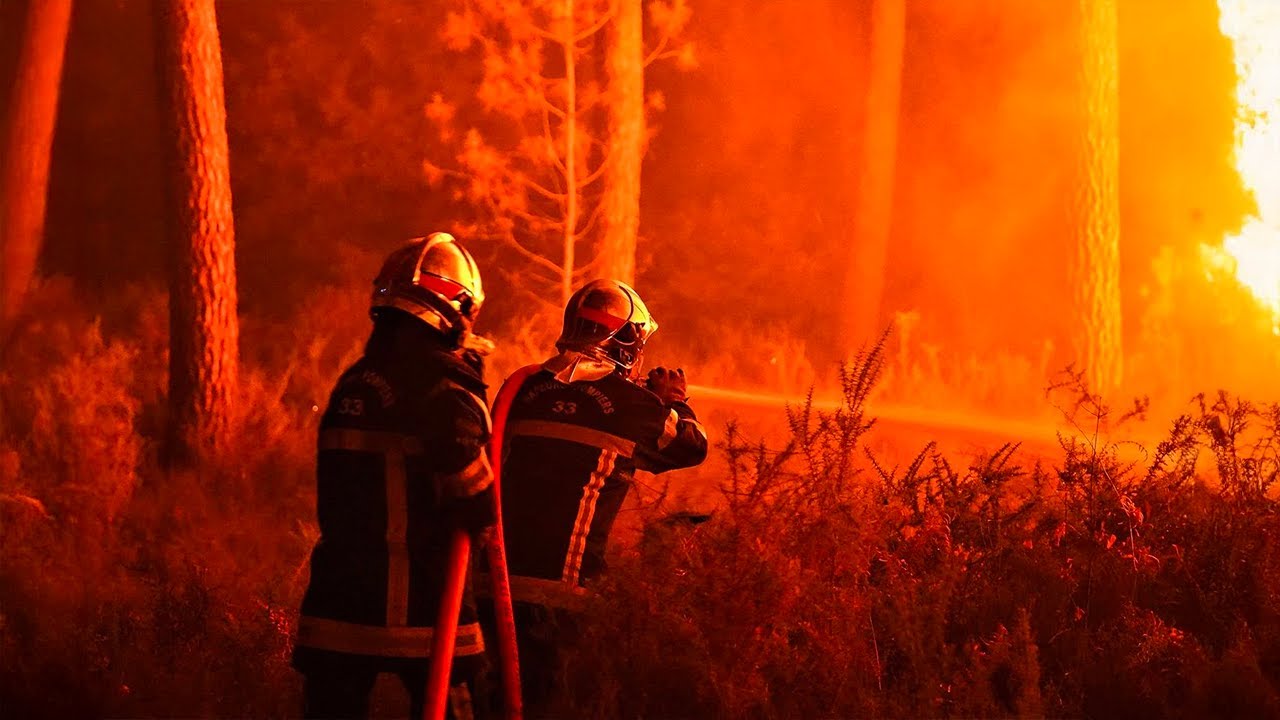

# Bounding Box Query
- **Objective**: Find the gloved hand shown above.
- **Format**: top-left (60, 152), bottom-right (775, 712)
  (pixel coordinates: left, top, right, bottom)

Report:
top-left (645, 367), bottom-right (688, 405)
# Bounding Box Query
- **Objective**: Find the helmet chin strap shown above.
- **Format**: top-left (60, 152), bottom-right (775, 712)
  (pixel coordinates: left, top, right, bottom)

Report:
top-left (384, 301), bottom-right (467, 348)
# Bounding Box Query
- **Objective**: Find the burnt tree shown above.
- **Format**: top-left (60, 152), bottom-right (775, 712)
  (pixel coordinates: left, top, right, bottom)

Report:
top-left (0, 0), bottom-right (73, 340)
top-left (156, 0), bottom-right (239, 462)
top-left (1068, 0), bottom-right (1123, 393)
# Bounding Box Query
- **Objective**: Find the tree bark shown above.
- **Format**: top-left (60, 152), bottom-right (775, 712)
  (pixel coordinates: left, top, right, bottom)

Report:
top-left (0, 0), bottom-right (73, 340)
top-left (600, 0), bottom-right (644, 286)
top-left (156, 0), bottom-right (239, 463)
top-left (1068, 0), bottom-right (1123, 394)
top-left (840, 0), bottom-right (904, 352)
top-left (561, 0), bottom-right (578, 306)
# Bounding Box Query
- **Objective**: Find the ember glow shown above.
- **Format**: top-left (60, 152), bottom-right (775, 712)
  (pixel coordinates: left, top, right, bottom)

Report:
top-left (1218, 0), bottom-right (1280, 331)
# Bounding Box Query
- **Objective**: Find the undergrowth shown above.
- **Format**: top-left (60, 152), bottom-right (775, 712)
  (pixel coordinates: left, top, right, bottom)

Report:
top-left (2, 284), bottom-right (1278, 718)
top-left (558, 335), bottom-right (1280, 719)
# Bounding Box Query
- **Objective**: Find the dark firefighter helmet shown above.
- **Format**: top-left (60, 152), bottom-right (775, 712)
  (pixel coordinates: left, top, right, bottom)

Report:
top-left (556, 279), bottom-right (657, 372)
top-left (370, 232), bottom-right (484, 340)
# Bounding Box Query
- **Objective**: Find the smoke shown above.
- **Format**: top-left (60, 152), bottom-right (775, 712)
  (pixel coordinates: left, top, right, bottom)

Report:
top-left (27, 0), bottom-right (1267, 407)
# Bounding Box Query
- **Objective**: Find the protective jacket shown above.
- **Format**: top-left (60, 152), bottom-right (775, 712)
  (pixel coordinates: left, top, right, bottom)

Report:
top-left (293, 317), bottom-right (494, 669)
top-left (498, 359), bottom-right (709, 608)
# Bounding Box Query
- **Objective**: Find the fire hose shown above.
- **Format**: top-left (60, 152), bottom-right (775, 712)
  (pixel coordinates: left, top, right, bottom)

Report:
top-left (425, 365), bottom-right (541, 720)
top-left (686, 383), bottom-right (1062, 445)
top-left (424, 374), bottom-right (1070, 717)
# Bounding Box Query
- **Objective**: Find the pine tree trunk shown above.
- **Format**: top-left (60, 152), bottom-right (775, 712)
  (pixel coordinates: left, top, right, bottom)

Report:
top-left (0, 0), bottom-right (73, 339)
top-left (561, 0), bottom-right (578, 306)
top-left (840, 0), bottom-right (904, 352)
top-left (156, 0), bottom-right (239, 463)
top-left (1068, 0), bottom-right (1123, 394)
top-left (600, 0), bottom-right (643, 286)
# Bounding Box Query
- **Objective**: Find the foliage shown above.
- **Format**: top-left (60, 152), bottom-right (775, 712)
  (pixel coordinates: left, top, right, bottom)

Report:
top-left (556, 335), bottom-right (1280, 719)
top-left (0, 281), bottom-right (315, 719)
top-left (2, 293), bottom-right (1279, 717)
top-left (423, 0), bottom-right (693, 306)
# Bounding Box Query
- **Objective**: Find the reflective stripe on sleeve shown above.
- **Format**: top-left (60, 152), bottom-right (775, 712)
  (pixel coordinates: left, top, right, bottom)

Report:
top-left (476, 573), bottom-right (591, 611)
top-left (561, 449), bottom-right (617, 586)
top-left (296, 616), bottom-right (486, 658)
top-left (385, 448), bottom-right (410, 626)
top-left (656, 409), bottom-right (680, 450)
top-left (689, 418), bottom-right (708, 442)
top-left (319, 428), bottom-right (424, 455)
top-left (440, 451), bottom-right (494, 496)
top-left (508, 419), bottom-right (636, 458)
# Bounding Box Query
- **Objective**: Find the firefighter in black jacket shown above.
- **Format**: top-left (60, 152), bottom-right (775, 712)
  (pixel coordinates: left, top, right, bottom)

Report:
top-left (497, 279), bottom-right (709, 712)
top-left (293, 233), bottom-right (494, 720)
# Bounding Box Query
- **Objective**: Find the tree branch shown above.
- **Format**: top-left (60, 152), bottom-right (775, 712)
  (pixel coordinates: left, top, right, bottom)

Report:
top-left (509, 205), bottom-right (564, 230)
top-left (519, 174), bottom-right (568, 202)
top-left (577, 154), bottom-right (611, 188)
top-left (574, 198), bottom-right (605, 238)
top-left (644, 34), bottom-right (671, 67)
top-left (539, 94), bottom-right (568, 120)
top-left (469, 196), bottom-right (566, 278)
top-left (575, 2), bottom-right (617, 42)
top-left (500, 231), bottom-right (567, 278)
top-left (541, 104), bottom-right (568, 175)
top-left (647, 49), bottom-right (682, 65)
top-left (529, 22), bottom-right (560, 43)
top-left (501, 270), bottom-right (562, 311)
top-left (574, 246), bottom-right (608, 277)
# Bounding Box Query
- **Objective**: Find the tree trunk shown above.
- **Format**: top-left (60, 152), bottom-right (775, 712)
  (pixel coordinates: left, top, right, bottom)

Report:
top-left (0, 0), bottom-right (73, 340)
top-left (156, 0), bottom-right (239, 463)
top-left (840, 0), bottom-right (904, 352)
top-left (1068, 0), bottom-right (1123, 394)
top-left (561, 0), bottom-right (578, 306)
top-left (600, 0), bottom-right (643, 286)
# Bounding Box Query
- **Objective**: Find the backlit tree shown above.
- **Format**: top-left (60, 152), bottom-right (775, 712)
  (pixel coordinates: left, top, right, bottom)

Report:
top-left (1068, 0), bottom-right (1123, 394)
top-left (840, 0), bottom-right (904, 353)
top-left (156, 0), bottom-right (240, 463)
top-left (0, 0), bottom-right (73, 341)
top-left (425, 0), bottom-right (693, 306)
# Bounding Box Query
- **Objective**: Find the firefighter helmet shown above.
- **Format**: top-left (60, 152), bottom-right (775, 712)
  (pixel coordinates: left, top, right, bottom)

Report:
top-left (556, 279), bottom-right (657, 372)
top-left (370, 233), bottom-right (484, 340)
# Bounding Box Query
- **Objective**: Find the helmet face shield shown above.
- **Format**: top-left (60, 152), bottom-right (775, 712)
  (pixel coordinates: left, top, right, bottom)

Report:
top-left (557, 279), bottom-right (657, 372)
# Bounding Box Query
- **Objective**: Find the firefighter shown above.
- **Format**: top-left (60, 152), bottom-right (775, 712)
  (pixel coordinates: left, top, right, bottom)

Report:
top-left (494, 279), bottom-right (710, 713)
top-left (293, 233), bottom-right (494, 720)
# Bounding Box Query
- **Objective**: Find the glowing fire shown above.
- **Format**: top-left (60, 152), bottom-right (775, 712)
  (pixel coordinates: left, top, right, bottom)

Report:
top-left (1218, 0), bottom-right (1280, 331)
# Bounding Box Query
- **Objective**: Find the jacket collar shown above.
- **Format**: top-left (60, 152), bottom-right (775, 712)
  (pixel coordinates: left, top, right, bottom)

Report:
top-left (542, 350), bottom-right (617, 383)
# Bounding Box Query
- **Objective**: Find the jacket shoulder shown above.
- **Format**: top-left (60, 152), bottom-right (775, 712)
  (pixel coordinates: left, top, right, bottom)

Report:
top-left (597, 372), bottom-right (666, 410)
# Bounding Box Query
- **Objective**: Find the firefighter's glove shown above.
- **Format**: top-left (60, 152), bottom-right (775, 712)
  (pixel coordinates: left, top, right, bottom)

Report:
top-left (646, 367), bottom-right (688, 405)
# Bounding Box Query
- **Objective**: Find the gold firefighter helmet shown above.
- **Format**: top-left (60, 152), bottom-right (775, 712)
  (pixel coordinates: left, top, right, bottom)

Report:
top-left (370, 233), bottom-right (484, 341)
top-left (556, 279), bottom-right (657, 372)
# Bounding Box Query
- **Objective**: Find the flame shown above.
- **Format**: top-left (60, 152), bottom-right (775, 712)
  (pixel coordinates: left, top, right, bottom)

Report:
top-left (1218, 0), bottom-right (1280, 332)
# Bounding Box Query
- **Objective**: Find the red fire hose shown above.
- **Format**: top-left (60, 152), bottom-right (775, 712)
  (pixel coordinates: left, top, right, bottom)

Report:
top-left (424, 364), bottom-right (540, 720)
top-left (484, 364), bottom-right (542, 718)
top-left (424, 527), bottom-right (471, 720)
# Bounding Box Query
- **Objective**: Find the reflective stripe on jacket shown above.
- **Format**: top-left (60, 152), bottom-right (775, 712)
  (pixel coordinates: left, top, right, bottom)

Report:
top-left (499, 366), bottom-right (708, 607)
top-left (295, 320), bottom-right (493, 660)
